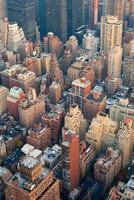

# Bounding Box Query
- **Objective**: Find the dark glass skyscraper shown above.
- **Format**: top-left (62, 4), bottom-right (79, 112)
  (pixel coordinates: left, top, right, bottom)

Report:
top-left (7, 0), bottom-right (36, 40)
top-left (67, 0), bottom-right (83, 36)
top-left (38, 0), bottom-right (67, 42)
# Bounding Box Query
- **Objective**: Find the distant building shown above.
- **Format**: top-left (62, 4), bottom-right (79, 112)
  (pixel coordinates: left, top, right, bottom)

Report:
top-left (7, 22), bottom-right (26, 52)
top-left (101, 16), bottom-right (123, 56)
top-left (46, 54), bottom-right (64, 89)
top-left (38, 0), bottom-right (67, 41)
top-left (43, 32), bottom-right (64, 58)
top-left (7, 0), bottom-right (36, 40)
top-left (68, 58), bottom-right (95, 87)
top-left (82, 31), bottom-right (99, 59)
top-left (67, 0), bottom-right (83, 36)
top-left (104, 0), bottom-right (124, 20)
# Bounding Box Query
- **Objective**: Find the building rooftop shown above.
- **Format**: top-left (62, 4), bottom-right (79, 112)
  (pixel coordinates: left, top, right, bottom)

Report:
top-left (21, 156), bottom-right (39, 169)
top-left (10, 167), bottom-right (50, 193)
top-left (96, 147), bottom-right (121, 171)
top-left (21, 144), bottom-right (35, 155)
top-left (4, 149), bottom-right (24, 166)
top-left (9, 87), bottom-right (24, 99)
top-left (126, 175), bottom-right (134, 192)
top-left (72, 78), bottom-right (91, 88)
top-left (41, 144), bottom-right (61, 168)
top-left (0, 166), bottom-right (11, 178)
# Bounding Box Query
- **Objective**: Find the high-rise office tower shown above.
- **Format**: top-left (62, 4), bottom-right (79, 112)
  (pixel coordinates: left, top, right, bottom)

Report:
top-left (104, 0), bottom-right (115, 16)
top-left (7, 0), bottom-right (36, 40)
top-left (38, 0), bottom-right (67, 42)
top-left (0, 0), bottom-right (7, 20)
top-left (67, 0), bottom-right (83, 36)
top-left (83, 0), bottom-right (90, 25)
top-left (108, 46), bottom-right (123, 79)
top-left (43, 32), bottom-right (64, 58)
top-left (101, 16), bottom-right (123, 56)
top-left (104, 0), bottom-right (124, 20)
top-left (114, 0), bottom-right (125, 21)
top-left (61, 129), bottom-right (80, 193)
top-left (7, 22), bottom-right (26, 52)
top-left (89, 0), bottom-right (99, 27)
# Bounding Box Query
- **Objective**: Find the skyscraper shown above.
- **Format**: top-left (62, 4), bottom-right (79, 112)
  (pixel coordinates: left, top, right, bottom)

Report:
top-left (101, 16), bottom-right (123, 56)
top-left (7, 0), bottom-right (36, 40)
top-left (0, 0), bottom-right (7, 20)
top-left (104, 0), bottom-right (124, 20)
top-left (61, 129), bottom-right (80, 193)
top-left (108, 45), bottom-right (123, 79)
top-left (89, 0), bottom-right (99, 28)
top-left (39, 0), bottom-right (67, 42)
top-left (67, 0), bottom-right (83, 36)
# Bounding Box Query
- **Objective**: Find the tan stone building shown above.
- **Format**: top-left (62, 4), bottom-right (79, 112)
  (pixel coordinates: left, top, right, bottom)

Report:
top-left (108, 45), bottom-right (122, 79)
top-left (101, 16), bottom-right (123, 56)
top-left (117, 119), bottom-right (134, 168)
top-left (0, 86), bottom-right (9, 115)
top-left (94, 147), bottom-right (122, 189)
top-left (86, 112), bottom-right (118, 153)
top-left (64, 104), bottom-right (87, 140)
